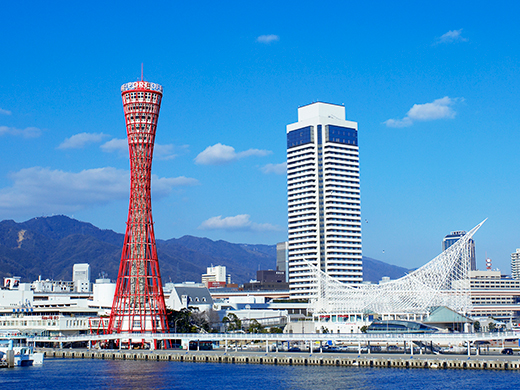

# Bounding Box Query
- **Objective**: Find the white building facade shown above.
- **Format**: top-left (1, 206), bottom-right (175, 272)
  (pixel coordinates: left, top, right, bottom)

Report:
top-left (72, 263), bottom-right (91, 293)
top-left (287, 102), bottom-right (362, 299)
top-left (511, 249), bottom-right (520, 280)
top-left (201, 265), bottom-right (230, 287)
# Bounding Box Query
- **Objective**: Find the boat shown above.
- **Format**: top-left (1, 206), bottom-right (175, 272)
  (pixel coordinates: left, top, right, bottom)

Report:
top-left (0, 330), bottom-right (44, 366)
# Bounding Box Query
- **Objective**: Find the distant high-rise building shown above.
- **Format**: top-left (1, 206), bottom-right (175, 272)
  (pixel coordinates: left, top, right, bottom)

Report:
top-left (276, 242), bottom-right (288, 282)
top-left (72, 263), bottom-right (91, 293)
top-left (442, 231), bottom-right (476, 271)
top-left (72, 263), bottom-right (90, 283)
top-left (242, 269), bottom-right (289, 291)
top-left (511, 249), bottom-right (520, 280)
top-left (202, 265), bottom-right (230, 288)
top-left (287, 102), bottom-right (362, 299)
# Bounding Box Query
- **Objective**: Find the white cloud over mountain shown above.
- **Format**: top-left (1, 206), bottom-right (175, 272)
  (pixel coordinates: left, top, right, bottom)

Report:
top-left (198, 214), bottom-right (280, 232)
top-left (0, 166), bottom-right (198, 216)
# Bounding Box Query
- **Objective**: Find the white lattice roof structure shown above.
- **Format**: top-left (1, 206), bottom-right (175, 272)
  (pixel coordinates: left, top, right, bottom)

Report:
top-left (309, 220), bottom-right (486, 316)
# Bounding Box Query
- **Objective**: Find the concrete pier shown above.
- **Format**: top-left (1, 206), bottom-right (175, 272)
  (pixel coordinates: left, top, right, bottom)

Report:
top-left (41, 349), bottom-right (520, 371)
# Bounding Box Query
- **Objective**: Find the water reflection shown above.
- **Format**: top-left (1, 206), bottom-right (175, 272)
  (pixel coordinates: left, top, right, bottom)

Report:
top-left (103, 360), bottom-right (172, 389)
top-left (4, 359), bottom-right (520, 390)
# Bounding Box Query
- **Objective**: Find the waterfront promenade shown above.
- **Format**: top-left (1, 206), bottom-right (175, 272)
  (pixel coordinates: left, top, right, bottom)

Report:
top-left (32, 330), bottom-right (520, 350)
top-left (23, 330), bottom-right (520, 372)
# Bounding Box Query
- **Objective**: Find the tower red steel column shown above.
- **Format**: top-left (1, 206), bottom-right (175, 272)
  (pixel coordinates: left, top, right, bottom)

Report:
top-left (108, 80), bottom-right (169, 338)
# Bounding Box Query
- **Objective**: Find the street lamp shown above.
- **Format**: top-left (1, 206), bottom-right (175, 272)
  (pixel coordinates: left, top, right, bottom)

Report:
top-left (174, 318), bottom-right (183, 333)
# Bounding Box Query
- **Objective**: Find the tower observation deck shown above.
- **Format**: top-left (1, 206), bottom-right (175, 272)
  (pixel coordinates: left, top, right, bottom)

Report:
top-left (108, 80), bottom-right (169, 339)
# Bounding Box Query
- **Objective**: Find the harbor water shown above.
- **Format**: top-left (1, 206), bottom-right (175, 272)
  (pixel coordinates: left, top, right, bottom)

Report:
top-left (3, 358), bottom-right (520, 390)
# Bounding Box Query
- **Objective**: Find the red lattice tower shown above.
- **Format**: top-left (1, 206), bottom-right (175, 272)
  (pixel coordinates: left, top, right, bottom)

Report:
top-left (108, 80), bottom-right (169, 339)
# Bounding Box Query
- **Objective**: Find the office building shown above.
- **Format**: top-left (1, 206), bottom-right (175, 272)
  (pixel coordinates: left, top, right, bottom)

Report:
top-left (242, 270), bottom-right (289, 291)
top-left (276, 241), bottom-right (289, 282)
top-left (202, 265), bottom-right (230, 288)
top-left (287, 102), bottom-right (362, 298)
top-left (442, 231), bottom-right (476, 270)
top-left (512, 249), bottom-right (520, 280)
top-left (72, 263), bottom-right (91, 292)
top-left (468, 270), bottom-right (520, 320)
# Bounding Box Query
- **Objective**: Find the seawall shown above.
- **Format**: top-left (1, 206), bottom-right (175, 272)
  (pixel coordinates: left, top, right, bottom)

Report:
top-left (42, 349), bottom-right (520, 371)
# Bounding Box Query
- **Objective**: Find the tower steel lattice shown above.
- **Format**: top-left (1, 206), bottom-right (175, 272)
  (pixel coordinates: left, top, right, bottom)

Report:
top-left (108, 80), bottom-right (169, 337)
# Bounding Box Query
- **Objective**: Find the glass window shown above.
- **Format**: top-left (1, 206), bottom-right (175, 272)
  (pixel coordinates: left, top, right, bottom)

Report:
top-left (287, 126), bottom-right (314, 149)
top-left (326, 125), bottom-right (358, 146)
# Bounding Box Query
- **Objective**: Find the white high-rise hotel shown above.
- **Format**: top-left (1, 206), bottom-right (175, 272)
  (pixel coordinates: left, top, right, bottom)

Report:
top-left (287, 102), bottom-right (362, 298)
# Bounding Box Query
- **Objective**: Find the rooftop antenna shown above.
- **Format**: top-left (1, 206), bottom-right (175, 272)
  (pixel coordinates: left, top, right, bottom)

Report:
top-left (485, 252), bottom-right (492, 270)
top-left (141, 63), bottom-right (144, 81)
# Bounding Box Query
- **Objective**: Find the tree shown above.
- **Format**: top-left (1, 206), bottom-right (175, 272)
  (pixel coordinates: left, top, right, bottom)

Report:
top-left (222, 312), bottom-right (242, 332)
top-left (166, 308), bottom-right (212, 333)
top-left (167, 308), bottom-right (192, 333)
top-left (191, 310), bottom-right (211, 333)
top-left (473, 321), bottom-right (481, 332)
top-left (360, 325), bottom-right (368, 333)
top-left (248, 319), bottom-right (263, 333)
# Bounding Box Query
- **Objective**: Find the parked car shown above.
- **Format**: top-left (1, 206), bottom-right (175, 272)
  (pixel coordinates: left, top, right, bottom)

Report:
top-left (386, 345), bottom-right (402, 353)
top-left (323, 346), bottom-right (339, 353)
top-left (501, 348), bottom-right (514, 355)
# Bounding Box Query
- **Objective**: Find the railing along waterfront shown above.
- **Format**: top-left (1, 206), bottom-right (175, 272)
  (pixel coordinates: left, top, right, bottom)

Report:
top-left (29, 331), bottom-right (520, 345)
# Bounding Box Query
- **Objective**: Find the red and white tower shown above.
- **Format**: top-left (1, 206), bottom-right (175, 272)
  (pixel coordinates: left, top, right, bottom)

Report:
top-left (108, 80), bottom-right (169, 338)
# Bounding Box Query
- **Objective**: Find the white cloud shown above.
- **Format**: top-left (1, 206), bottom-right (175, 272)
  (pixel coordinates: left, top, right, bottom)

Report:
top-left (154, 144), bottom-right (177, 160)
top-left (261, 162), bottom-right (287, 175)
top-left (383, 117), bottom-right (413, 128)
top-left (198, 214), bottom-right (280, 232)
top-left (58, 132), bottom-right (108, 149)
top-left (0, 108), bottom-right (12, 115)
top-left (384, 97), bottom-right (463, 128)
top-left (0, 126), bottom-right (41, 138)
top-left (0, 166), bottom-right (199, 216)
top-left (195, 143), bottom-right (272, 165)
top-left (152, 175), bottom-right (199, 189)
top-left (195, 143), bottom-right (236, 164)
top-left (239, 149), bottom-right (272, 158)
top-left (257, 34), bottom-right (279, 44)
top-left (407, 97), bottom-right (459, 120)
top-left (101, 138), bottom-right (186, 160)
top-left (437, 29), bottom-right (468, 44)
top-left (101, 138), bottom-right (128, 154)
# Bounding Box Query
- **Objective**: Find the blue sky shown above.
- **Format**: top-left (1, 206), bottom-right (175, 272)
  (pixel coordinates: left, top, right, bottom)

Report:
top-left (1, 1), bottom-right (519, 273)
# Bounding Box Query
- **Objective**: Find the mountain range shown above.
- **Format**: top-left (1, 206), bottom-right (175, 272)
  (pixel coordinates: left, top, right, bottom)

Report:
top-left (0, 215), bottom-right (409, 285)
